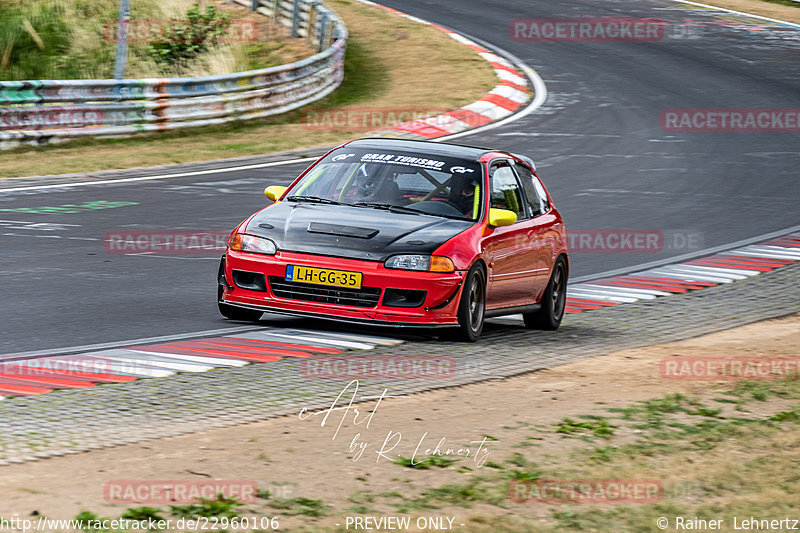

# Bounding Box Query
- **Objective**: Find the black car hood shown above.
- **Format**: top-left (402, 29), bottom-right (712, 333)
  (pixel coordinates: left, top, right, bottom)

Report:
top-left (245, 202), bottom-right (473, 261)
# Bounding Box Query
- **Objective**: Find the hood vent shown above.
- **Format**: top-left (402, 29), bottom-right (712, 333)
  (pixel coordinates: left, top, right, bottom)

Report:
top-left (307, 222), bottom-right (379, 239)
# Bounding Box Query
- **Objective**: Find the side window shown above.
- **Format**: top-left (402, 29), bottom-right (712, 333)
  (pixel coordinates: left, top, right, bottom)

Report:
top-left (532, 176), bottom-right (549, 215)
top-left (490, 162), bottom-right (526, 220)
top-left (514, 162), bottom-right (549, 216)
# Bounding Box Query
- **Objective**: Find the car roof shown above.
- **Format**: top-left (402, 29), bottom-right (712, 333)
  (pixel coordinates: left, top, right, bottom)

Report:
top-left (342, 138), bottom-right (536, 170)
top-left (344, 138), bottom-right (495, 161)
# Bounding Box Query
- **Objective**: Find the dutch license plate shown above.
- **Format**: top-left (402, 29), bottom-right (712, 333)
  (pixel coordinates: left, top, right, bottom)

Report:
top-left (285, 265), bottom-right (363, 289)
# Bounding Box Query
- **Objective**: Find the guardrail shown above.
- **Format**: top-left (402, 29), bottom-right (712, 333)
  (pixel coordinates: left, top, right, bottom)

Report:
top-left (0, 0), bottom-right (346, 150)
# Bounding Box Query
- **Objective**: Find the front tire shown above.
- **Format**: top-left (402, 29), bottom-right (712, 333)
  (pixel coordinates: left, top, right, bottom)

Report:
top-left (523, 256), bottom-right (567, 330)
top-left (455, 263), bottom-right (486, 342)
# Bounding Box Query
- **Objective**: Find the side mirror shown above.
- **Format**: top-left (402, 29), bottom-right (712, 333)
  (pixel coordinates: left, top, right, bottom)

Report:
top-left (264, 185), bottom-right (288, 202)
top-left (488, 208), bottom-right (517, 227)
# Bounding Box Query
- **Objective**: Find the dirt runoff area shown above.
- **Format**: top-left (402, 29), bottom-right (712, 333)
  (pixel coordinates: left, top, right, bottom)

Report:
top-left (0, 312), bottom-right (798, 532)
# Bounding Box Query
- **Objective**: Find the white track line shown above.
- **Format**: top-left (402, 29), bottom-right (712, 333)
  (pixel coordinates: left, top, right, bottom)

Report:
top-left (0, 158), bottom-right (319, 193)
top-left (671, 0), bottom-right (800, 29)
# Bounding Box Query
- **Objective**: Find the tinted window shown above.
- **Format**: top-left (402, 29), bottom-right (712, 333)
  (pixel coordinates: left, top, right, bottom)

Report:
top-left (490, 162), bottom-right (525, 219)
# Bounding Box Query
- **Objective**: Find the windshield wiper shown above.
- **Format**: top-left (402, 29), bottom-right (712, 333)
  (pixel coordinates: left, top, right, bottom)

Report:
top-left (286, 195), bottom-right (342, 205)
top-left (351, 202), bottom-right (425, 215)
top-left (354, 202), bottom-right (472, 220)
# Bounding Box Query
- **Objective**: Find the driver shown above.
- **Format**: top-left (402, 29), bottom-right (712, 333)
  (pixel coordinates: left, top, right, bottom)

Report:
top-left (450, 176), bottom-right (480, 217)
top-left (352, 163), bottom-right (400, 203)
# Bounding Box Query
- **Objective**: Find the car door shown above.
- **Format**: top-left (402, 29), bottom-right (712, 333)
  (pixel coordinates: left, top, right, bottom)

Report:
top-left (514, 160), bottom-right (561, 301)
top-left (483, 160), bottom-right (542, 309)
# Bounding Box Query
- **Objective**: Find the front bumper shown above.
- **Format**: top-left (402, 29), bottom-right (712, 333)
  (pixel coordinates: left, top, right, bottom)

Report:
top-left (220, 250), bottom-right (465, 326)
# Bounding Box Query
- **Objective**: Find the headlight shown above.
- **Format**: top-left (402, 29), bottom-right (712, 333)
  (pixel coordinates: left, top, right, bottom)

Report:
top-left (228, 234), bottom-right (277, 255)
top-left (384, 255), bottom-right (455, 273)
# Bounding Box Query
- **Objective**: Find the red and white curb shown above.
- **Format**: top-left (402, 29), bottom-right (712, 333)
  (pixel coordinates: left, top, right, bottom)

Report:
top-left (4, 234), bottom-right (797, 397)
top-left (563, 234), bottom-right (800, 314)
top-left (0, 330), bottom-right (402, 397)
top-left (354, 0), bottom-right (533, 139)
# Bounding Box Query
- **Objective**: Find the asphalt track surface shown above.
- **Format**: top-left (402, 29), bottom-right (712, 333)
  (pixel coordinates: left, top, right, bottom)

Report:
top-left (1, 0), bottom-right (799, 355)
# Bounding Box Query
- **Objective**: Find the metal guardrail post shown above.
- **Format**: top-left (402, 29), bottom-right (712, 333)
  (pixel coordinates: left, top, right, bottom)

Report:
top-left (318, 11), bottom-right (329, 52)
top-left (113, 0), bottom-right (131, 79)
top-left (291, 0), bottom-right (301, 38)
top-left (272, 0), bottom-right (280, 21)
top-left (327, 20), bottom-right (335, 48)
top-left (307, 1), bottom-right (318, 45)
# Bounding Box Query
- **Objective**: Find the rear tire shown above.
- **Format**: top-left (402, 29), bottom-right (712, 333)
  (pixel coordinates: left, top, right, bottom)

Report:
top-left (455, 263), bottom-right (486, 342)
top-left (523, 256), bottom-right (567, 330)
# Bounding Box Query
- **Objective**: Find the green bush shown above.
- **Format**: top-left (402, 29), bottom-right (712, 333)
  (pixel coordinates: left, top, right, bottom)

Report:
top-left (148, 4), bottom-right (231, 67)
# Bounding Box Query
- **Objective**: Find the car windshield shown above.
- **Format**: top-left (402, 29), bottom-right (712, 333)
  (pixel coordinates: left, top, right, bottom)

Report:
top-left (286, 148), bottom-right (485, 221)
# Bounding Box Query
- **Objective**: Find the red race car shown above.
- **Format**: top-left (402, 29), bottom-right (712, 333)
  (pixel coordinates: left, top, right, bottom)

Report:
top-left (218, 138), bottom-right (568, 341)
